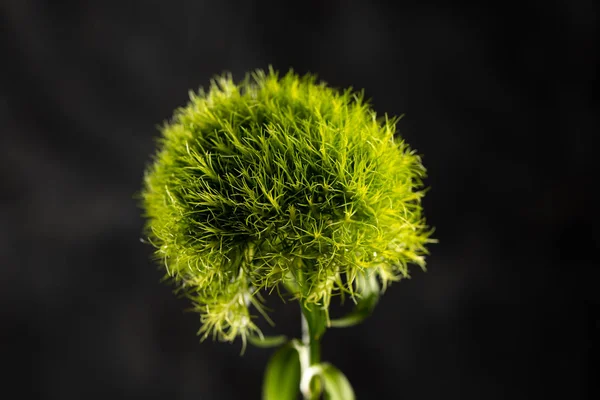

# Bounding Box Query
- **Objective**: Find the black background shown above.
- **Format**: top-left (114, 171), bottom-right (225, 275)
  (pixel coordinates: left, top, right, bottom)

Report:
top-left (1, 1), bottom-right (597, 399)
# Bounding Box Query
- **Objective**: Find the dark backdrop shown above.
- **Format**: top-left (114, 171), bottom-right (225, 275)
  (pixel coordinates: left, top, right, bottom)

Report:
top-left (1, 1), bottom-right (597, 399)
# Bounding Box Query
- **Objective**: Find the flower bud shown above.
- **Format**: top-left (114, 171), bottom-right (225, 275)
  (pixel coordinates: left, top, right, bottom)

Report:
top-left (141, 68), bottom-right (433, 343)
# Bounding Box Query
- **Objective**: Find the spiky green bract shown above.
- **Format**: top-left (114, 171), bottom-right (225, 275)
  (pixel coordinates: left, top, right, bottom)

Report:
top-left (142, 68), bottom-right (433, 345)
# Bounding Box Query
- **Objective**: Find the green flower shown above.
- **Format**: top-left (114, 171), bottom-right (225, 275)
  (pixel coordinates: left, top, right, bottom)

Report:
top-left (141, 68), bottom-right (433, 346)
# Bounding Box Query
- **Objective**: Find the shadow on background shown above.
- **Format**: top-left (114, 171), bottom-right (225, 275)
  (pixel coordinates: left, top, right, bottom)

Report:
top-left (1, 1), bottom-right (597, 399)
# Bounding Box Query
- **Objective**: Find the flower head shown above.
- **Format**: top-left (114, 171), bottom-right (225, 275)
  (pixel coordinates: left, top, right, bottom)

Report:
top-left (142, 68), bottom-right (433, 344)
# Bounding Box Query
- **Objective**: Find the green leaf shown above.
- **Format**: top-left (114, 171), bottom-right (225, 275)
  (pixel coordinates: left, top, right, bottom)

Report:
top-left (262, 343), bottom-right (301, 400)
top-left (248, 334), bottom-right (288, 348)
top-left (320, 363), bottom-right (355, 400)
top-left (329, 271), bottom-right (379, 328)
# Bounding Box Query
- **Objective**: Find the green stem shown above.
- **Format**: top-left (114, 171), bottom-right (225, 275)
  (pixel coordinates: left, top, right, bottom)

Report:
top-left (301, 306), bottom-right (321, 366)
top-left (290, 264), bottom-right (326, 399)
top-left (299, 304), bottom-right (323, 400)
